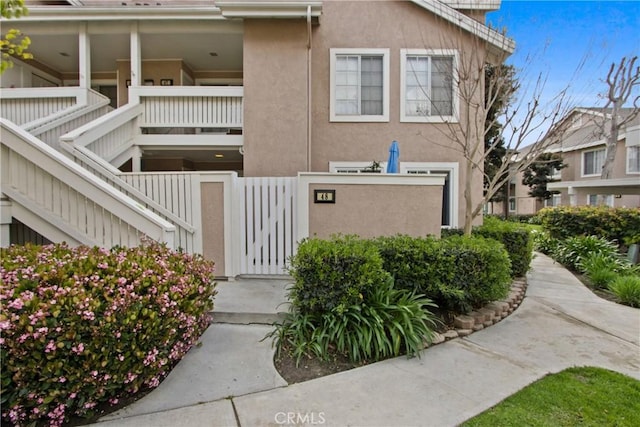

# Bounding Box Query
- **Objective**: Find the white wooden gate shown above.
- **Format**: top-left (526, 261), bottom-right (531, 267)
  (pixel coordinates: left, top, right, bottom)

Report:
top-left (237, 177), bottom-right (297, 275)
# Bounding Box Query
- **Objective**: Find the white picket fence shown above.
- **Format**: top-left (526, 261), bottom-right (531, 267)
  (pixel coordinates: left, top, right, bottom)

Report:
top-left (237, 177), bottom-right (297, 275)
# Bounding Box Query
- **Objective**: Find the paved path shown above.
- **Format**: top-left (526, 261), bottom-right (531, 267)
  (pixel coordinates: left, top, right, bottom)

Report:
top-left (93, 253), bottom-right (640, 427)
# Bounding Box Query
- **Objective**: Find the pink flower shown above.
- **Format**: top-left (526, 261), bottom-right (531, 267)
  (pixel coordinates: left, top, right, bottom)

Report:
top-left (71, 343), bottom-right (84, 354)
top-left (45, 340), bottom-right (57, 353)
top-left (58, 377), bottom-right (67, 383)
top-left (7, 299), bottom-right (23, 310)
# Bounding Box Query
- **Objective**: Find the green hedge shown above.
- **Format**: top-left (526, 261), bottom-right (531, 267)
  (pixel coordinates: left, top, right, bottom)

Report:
top-left (372, 235), bottom-right (511, 313)
top-left (1, 242), bottom-right (216, 426)
top-left (287, 235), bottom-right (390, 315)
top-left (537, 206), bottom-right (640, 245)
top-left (474, 216), bottom-right (534, 277)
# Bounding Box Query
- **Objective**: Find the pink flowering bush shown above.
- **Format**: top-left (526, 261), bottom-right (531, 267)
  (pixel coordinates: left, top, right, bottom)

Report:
top-left (0, 242), bottom-right (216, 426)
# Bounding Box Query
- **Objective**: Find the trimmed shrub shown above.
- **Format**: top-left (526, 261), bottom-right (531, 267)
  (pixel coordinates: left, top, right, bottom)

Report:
top-left (608, 276), bottom-right (640, 308)
top-left (439, 236), bottom-right (512, 312)
top-left (0, 242), bottom-right (216, 427)
top-left (537, 206), bottom-right (640, 245)
top-left (372, 235), bottom-right (449, 295)
top-left (373, 235), bottom-right (511, 313)
top-left (270, 276), bottom-right (439, 364)
top-left (287, 235), bottom-right (390, 315)
top-left (474, 216), bottom-right (534, 277)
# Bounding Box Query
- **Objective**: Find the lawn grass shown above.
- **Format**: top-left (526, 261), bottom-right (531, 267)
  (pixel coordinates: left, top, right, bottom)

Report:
top-left (462, 367), bottom-right (640, 427)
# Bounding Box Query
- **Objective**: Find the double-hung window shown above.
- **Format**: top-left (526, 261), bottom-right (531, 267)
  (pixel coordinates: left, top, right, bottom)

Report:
top-left (401, 49), bottom-right (458, 122)
top-left (627, 146), bottom-right (640, 174)
top-left (330, 48), bottom-right (389, 122)
top-left (582, 148), bottom-right (605, 176)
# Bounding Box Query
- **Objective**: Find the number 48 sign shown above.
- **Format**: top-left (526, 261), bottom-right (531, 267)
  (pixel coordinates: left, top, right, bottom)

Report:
top-left (314, 189), bottom-right (336, 204)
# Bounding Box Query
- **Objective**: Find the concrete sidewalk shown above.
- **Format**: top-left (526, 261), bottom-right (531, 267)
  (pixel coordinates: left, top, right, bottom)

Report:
top-left (93, 254), bottom-right (640, 427)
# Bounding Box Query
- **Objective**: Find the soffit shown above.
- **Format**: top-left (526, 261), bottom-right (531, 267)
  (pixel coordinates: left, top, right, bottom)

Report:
top-left (411, 0), bottom-right (514, 56)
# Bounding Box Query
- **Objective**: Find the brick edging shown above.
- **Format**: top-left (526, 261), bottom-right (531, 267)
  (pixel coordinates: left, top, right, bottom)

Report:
top-left (426, 278), bottom-right (527, 346)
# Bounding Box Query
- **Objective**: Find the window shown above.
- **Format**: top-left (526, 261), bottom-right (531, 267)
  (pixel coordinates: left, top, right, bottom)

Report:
top-left (545, 194), bottom-right (561, 207)
top-left (508, 197), bottom-right (516, 212)
top-left (628, 146), bottom-right (640, 174)
top-left (330, 48), bottom-right (389, 122)
top-left (329, 161), bottom-right (387, 174)
top-left (402, 162), bottom-right (459, 228)
top-left (400, 49), bottom-right (458, 122)
top-left (587, 194), bottom-right (614, 207)
top-left (582, 148), bottom-right (605, 176)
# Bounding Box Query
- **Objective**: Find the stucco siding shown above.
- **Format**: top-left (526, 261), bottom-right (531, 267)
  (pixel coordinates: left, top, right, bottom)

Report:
top-left (307, 183), bottom-right (443, 239)
top-left (310, 0), bottom-right (485, 229)
top-left (243, 19), bottom-right (309, 177)
top-left (200, 182), bottom-right (226, 276)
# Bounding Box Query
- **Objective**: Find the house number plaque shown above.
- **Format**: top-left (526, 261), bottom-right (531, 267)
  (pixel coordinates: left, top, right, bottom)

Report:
top-left (314, 189), bottom-right (336, 204)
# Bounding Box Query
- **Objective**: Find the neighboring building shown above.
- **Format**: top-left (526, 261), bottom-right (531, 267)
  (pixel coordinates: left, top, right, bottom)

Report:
top-left (1, 0), bottom-right (514, 276)
top-left (542, 108), bottom-right (639, 208)
top-left (488, 107), bottom-right (640, 217)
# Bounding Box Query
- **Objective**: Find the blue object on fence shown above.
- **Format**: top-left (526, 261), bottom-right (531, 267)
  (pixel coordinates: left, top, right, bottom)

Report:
top-left (386, 140), bottom-right (399, 173)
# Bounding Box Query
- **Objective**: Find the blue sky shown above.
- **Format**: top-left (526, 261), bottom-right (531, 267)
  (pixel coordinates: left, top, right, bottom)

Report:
top-left (487, 0), bottom-right (640, 109)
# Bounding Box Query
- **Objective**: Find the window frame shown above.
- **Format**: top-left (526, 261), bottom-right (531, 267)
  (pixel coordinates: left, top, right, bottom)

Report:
top-left (329, 48), bottom-right (390, 122)
top-left (400, 49), bottom-right (459, 123)
top-left (627, 146), bottom-right (640, 174)
top-left (401, 162), bottom-right (459, 228)
top-left (587, 194), bottom-right (614, 207)
top-left (581, 147), bottom-right (606, 177)
top-left (329, 161), bottom-right (388, 174)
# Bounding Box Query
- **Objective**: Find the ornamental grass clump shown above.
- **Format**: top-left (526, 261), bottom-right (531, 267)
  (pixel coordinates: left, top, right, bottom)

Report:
top-left (0, 242), bottom-right (216, 427)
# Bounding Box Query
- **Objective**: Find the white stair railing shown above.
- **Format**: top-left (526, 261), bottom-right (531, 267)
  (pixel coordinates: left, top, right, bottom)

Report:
top-left (1, 119), bottom-right (176, 249)
top-left (0, 87), bottom-right (88, 126)
top-left (61, 142), bottom-right (198, 253)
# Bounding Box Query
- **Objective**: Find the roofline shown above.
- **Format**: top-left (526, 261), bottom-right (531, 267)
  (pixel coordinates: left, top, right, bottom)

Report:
top-left (215, 1), bottom-right (323, 18)
top-left (9, 1), bottom-right (324, 21)
top-left (4, 6), bottom-right (225, 21)
top-left (439, 0), bottom-right (502, 11)
top-left (411, 0), bottom-right (515, 55)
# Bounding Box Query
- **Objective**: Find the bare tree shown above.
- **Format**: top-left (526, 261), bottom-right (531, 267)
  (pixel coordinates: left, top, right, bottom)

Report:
top-left (595, 57), bottom-right (640, 205)
top-left (414, 25), bottom-right (575, 234)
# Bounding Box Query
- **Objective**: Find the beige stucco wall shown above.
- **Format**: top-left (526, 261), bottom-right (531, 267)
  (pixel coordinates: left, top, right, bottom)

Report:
top-left (562, 140), bottom-right (633, 182)
top-left (312, 1), bottom-right (484, 229)
top-left (200, 182), bottom-right (226, 277)
top-left (242, 19), bottom-right (309, 177)
top-left (307, 183), bottom-right (443, 239)
top-left (117, 60), bottom-right (186, 106)
top-left (554, 139), bottom-right (640, 207)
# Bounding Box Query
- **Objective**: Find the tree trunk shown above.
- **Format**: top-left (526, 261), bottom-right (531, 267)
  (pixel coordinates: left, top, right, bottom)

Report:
top-left (463, 158), bottom-right (474, 235)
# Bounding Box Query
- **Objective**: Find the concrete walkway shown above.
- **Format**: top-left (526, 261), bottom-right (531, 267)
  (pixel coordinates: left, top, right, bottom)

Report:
top-left (93, 253), bottom-right (640, 427)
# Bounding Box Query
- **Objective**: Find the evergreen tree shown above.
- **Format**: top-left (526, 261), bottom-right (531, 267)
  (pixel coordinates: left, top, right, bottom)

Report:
top-left (522, 153), bottom-right (566, 201)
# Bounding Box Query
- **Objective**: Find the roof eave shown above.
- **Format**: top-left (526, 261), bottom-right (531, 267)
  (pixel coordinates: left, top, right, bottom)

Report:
top-left (411, 0), bottom-right (515, 56)
top-left (215, 1), bottom-right (322, 19)
top-left (6, 6), bottom-right (225, 21)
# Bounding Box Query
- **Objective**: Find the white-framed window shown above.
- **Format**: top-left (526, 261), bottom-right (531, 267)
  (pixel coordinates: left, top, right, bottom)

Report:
top-left (508, 197), bottom-right (516, 212)
top-left (627, 146), bottom-right (640, 174)
top-left (330, 48), bottom-right (390, 122)
top-left (582, 148), bottom-right (605, 177)
top-left (402, 162), bottom-right (459, 228)
top-left (587, 194), bottom-right (614, 207)
top-left (400, 49), bottom-right (458, 123)
top-left (545, 194), bottom-right (561, 207)
top-left (329, 161), bottom-right (387, 174)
